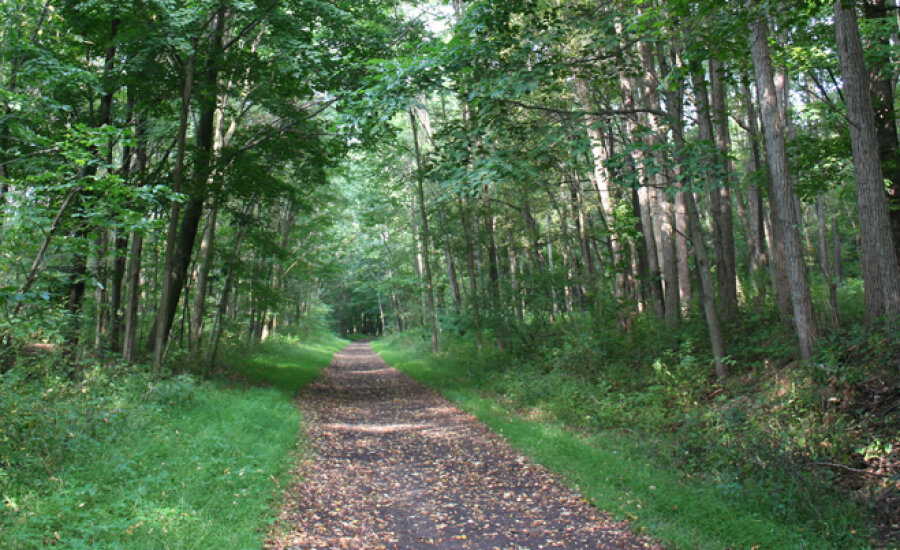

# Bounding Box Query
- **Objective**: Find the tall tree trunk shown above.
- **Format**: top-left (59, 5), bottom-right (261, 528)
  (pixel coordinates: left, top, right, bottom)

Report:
top-left (65, 17), bottom-right (120, 348)
top-left (484, 204), bottom-right (506, 347)
top-left (92, 233), bottom-right (108, 352)
top-left (573, 77), bottom-right (627, 323)
top-left (621, 71), bottom-right (664, 319)
top-left (659, 42), bottom-right (693, 317)
top-left (748, 4), bottom-right (819, 357)
top-left (640, 42), bottom-right (679, 324)
top-left (444, 241), bottom-right (462, 311)
top-left (740, 80), bottom-right (769, 311)
top-left (409, 108), bottom-right (439, 353)
top-left (122, 115), bottom-right (147, 363)
top-left (107, 235), bottom-right (129, 353)
top-left (545, 211), bottom-right (559, 321)
top-left (150, 9), bottom-right (225, 366)
top-left (692, 67), bottom-right (730, 319)
top-left (863, 0), bottom-right (900, 260)
top-left (834, 0), bottom-right (900, 322)
top-left (122, 233), bottom-right (143, 362)
top-left (709, 57), bottom-right (738, 319)
top-left (150, 48), bottom-right (196, 370)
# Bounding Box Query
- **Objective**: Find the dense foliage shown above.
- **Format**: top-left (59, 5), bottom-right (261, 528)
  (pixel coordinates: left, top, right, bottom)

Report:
top-left (2, 0), bottom-right (899, 546)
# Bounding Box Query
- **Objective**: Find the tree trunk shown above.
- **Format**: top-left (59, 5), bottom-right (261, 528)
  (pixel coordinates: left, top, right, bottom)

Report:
top-left (740, 80), bottom-right (769, 310)
top-left (150, 9), bottom-right (225, 366)
top-left (816, 195), bottom-right (840, 329)
top-left (122, 114), bottom-right (148, 363)
top-left (862, 0), bottom-right (900, 261)
top-left (107, 232), bottom-right (128, 351)
top-left (640, 42), bottom-right (679, 324)
top-left (659, 42), bottom-right (693, 317)
top-left (150, 48), bottom-right (196, 370)
top-left (709, 57), bottom-right (738, 319)
top-left (189, 200), bottom-right (217, 358)
top-left (686, 190), bottom-right (727, 379)
top-left (410, 108), bottom-right (439, 353)
top-left (209, 225), bottom-right (245, 367)
top-left (484, 205), bottom-right (506, 347)
top-left (834, 0), bottom-right (900, 322)
top-left (621, 70), bottom-right (664, 319)
top-left (122, 233), bottom-right (143, 362)
top-left (573, 77), bottom-right (627, 322)
top-left (748, 4), bottom-right (819, 357)
top-left (460, 201), bottom-right (483, 349)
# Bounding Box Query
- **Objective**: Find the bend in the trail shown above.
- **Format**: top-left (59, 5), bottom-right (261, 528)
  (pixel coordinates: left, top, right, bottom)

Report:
top-left (268, 341), bottom-right (657, 550)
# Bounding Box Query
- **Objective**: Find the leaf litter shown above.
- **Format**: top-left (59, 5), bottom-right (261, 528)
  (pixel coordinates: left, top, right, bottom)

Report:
top-left (267, 342), bottom-right (658, 549)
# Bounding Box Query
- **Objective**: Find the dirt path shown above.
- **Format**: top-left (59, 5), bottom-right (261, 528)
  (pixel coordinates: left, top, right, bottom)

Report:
top-left (267, 342), bottom-right (657, 549)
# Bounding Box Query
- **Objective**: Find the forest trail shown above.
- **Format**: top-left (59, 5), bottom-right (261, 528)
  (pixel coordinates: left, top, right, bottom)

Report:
top-left (267, 342), bottom-right (657, 550)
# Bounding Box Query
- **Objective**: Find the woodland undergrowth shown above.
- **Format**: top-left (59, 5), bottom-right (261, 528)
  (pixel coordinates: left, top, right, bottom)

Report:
top-left (376, 298), bottom-right (899, 549)
top-left (0, 331), bottom-right (345, 549)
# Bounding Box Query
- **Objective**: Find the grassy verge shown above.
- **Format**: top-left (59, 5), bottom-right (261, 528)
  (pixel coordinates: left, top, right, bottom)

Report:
top-left (372, 335), bottom-right (869, 550)
top-left (1, 334), bottom-right (346, 549)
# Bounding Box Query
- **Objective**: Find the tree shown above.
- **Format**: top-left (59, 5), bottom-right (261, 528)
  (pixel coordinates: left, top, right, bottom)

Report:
top-left (833, 0), bottom-right (900, 323)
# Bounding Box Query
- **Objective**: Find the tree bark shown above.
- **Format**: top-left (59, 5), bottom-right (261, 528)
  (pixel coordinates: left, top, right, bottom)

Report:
top-left (709, 57), bottom-right (738, 319)
top-left (685, 190), bottom-right (728, 379)
top-left (573, 77), bottom-right (627, 323)
top-left (620, 68), bottom-right (664, 319)
top-left (833, 0), bottom-right (900, 323)
top-left (150, 46), bottom-right (196, 370)
top-left (740, 80), bottom-right (769, 310)
top-left (863, 0), bottom-right (900, 261)
top-left (189, 200), bottom-right (217, 358)
top-left (641, 42), bottom-right (679, 324)
top-left (748, 4), bottom-right (819, 357)
top-left (122, 232), bottom-right (142, 363)
top-left (659, 42), bottom-right (693, 317)
top-left (150, 9), bottom-right (225, 366)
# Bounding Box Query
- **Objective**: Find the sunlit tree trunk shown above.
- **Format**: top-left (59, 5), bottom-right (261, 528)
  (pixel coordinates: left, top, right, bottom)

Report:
top-left (748, 4), bottom-right (819, 357)
top-left (620, 69), bottom-right (664, 319)
top-left (641, 41), bottom-right (679, 324)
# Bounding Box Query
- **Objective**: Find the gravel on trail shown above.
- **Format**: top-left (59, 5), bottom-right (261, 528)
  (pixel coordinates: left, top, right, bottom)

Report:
top-left (267, 341), bottom-right (659, 550)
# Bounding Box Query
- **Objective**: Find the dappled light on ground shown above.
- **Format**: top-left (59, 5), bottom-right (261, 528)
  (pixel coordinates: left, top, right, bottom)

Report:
top-left (267, 342), bottom-right (656, 549)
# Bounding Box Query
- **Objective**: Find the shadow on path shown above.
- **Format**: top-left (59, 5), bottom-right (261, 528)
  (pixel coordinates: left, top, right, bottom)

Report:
top-left (267, 341), bottom-right (657, 549)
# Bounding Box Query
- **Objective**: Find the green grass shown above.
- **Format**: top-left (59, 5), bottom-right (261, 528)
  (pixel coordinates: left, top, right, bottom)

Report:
top-left (225, 333), bottom-right (347, 393)
top-left (1, 334), bottom-right (346, 549)
top-left (372, 336), bottom-right (868, 550)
